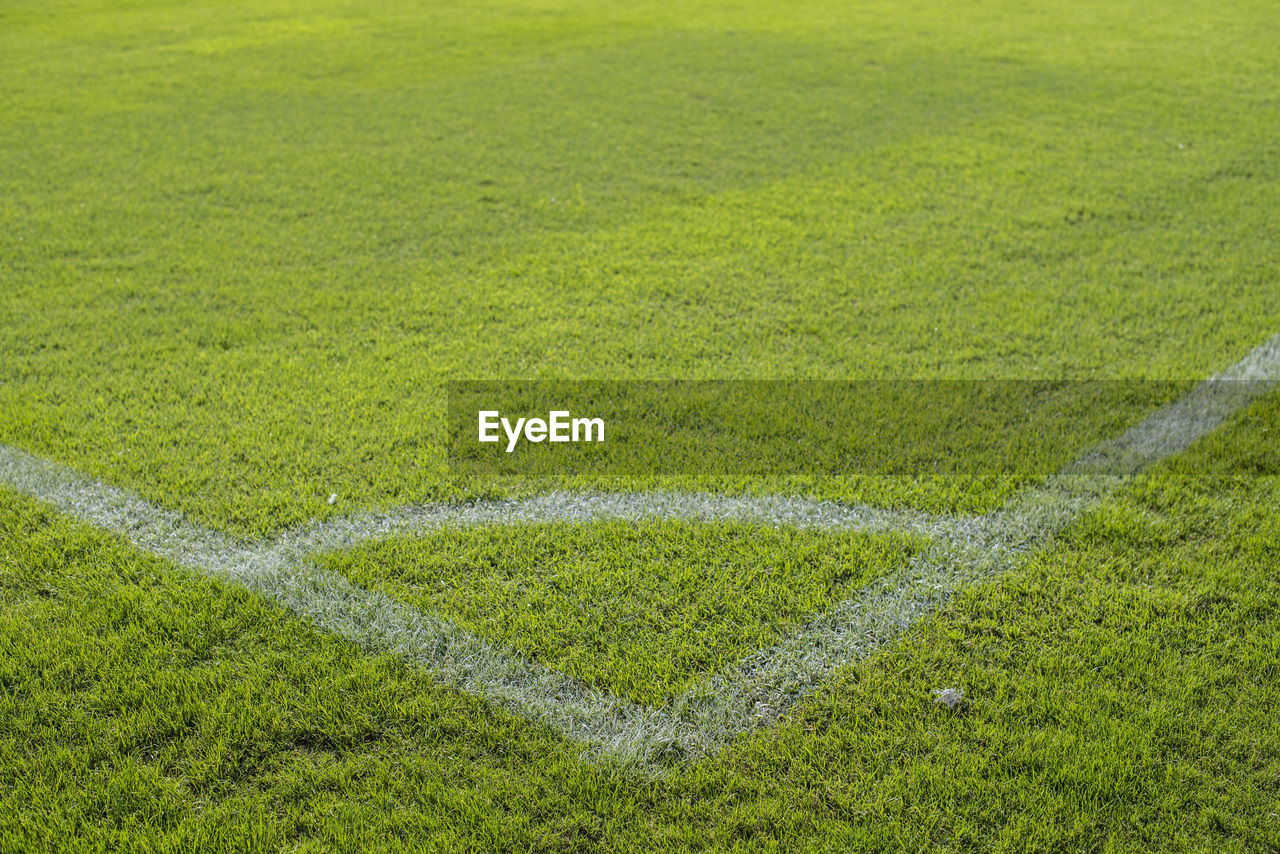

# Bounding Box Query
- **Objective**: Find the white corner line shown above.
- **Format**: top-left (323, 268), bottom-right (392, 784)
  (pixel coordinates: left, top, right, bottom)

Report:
top-left (269, 489), bottom-right (980, 559)
top-left (0, 331), bottom-right (1277, 771)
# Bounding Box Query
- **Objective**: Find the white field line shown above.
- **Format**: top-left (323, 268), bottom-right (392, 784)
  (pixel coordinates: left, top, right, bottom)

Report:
top-left (680, 336), bottom-right (1280, 739)
top-left (270, 489), bottom-right (981, 559)
top-left (0, 444), bottom-right (959, 766)
top-left (0, 443), bottom-right (702, 762)
top-left (1, 332), bottom-right (1277, 770)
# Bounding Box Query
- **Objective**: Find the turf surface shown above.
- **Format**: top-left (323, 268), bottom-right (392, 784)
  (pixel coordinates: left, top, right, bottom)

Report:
top-left (2, 393), bottom-right (1277, 851)
top-left (325, 521), bottom-right (918, 704)
top-left (2, 0), bottom-right (1279, 849)
top-left (2, 0), bottom-right (1278, 532)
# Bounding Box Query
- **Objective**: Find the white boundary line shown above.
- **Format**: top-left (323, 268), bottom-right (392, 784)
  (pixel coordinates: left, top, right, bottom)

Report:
top-left (1, 332), bottom-right (1277, 770)
top-left (271, 489), bottom-right (983, 556)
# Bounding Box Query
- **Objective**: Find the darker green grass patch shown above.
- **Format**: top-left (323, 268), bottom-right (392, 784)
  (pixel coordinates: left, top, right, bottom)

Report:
top-left (322, 521), bottom-right (919, 704)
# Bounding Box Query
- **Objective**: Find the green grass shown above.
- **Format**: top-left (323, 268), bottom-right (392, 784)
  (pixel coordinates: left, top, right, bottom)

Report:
top-left (2, 394), bottom-right (1277, 852)
top-left (2, 0), bottom-right (1278, 533)
top-left (3, 0), bottom-right (1280, 849)
top-left (324, 521), bottom-right (918, 704)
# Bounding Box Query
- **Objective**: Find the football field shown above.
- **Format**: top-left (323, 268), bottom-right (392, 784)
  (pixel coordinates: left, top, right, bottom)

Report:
top-left (2, 0), bottom-right (1278, 850)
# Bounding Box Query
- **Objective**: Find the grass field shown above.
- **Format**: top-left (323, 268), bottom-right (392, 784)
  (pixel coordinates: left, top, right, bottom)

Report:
top-left (1, 0), bottom-right (1278, 850)
top-left (325, 522), bottom-right (920, 704)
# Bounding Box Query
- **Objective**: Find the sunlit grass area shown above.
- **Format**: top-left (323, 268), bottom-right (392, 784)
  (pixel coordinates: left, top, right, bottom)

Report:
top-left (2, 0), bottom-right (1277, 533)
